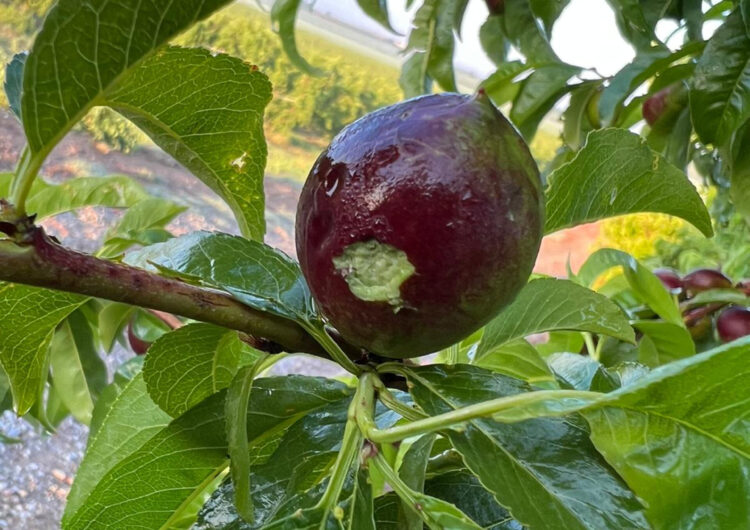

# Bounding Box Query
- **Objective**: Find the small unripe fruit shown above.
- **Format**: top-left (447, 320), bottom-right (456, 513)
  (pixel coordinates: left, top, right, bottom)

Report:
top-left (716, 306), bottom-right (750, 343)
top-left (642, 88), bottom-right (670, 125)
top-left (683, 268), bottom-right (732, 295)
top-left (653, 268), bottom-right (682, 291)
top-left (296, 93), bottom-right (544, 358)
top-left (127, 321), bottom-right (151, 355)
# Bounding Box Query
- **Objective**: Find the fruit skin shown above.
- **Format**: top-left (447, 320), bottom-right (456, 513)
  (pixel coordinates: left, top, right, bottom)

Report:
top-left (683, 268), bottom-right (732, 295)
top-left (737, 279), bottom-right (750, 296)
top-left (642, 88), bottom-right (670, 126)
top-left (653, 268), bottom-right (682, 291)
top-left (296, 93), bottom-right (544, 358)
top-left (127, 320), bottom-right (151, 355)
top-left (716, 306), bottom-right (750, 343)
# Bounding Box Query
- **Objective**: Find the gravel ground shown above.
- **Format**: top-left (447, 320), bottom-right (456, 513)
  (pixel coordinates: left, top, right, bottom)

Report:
top-left (0, 109), bottom-right (340, 528)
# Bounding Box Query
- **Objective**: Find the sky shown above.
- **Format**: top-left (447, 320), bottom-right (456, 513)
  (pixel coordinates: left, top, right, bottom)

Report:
top-left (306, 0), bottom-right (638, 78)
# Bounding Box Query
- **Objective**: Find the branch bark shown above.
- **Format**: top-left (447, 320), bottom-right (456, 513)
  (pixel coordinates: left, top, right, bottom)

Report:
top-left (0, 225), bottom-right (344, 360)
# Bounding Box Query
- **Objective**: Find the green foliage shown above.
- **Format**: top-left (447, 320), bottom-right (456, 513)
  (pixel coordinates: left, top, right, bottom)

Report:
top-left (1, 1), bottom-right (749, 529)
top-left (179, 5), bottom-right (402, 141)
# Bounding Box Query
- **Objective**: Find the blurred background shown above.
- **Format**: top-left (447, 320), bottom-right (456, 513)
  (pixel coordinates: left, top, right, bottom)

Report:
top-left (1, 0), bottom-right (749, 527)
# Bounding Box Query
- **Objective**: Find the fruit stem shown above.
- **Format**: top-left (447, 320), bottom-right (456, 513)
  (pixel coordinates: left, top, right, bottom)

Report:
top-left (305, 322), bottom-right (363, 375)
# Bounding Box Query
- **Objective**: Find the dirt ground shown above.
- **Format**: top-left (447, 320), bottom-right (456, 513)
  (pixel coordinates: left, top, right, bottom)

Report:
top-left (0, 108), bottom-right (598, 528)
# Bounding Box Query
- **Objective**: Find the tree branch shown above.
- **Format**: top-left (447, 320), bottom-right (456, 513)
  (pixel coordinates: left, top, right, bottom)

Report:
top-left (0, 224), bottom-right (345, 361)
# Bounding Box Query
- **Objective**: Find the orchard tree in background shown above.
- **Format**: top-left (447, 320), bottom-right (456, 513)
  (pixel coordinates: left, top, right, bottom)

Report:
top-left (0, 1), bottom-right (749, 529)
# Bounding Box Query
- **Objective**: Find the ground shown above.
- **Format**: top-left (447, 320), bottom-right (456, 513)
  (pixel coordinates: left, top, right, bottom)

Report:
top-left (0, 109), bottom-right (599, 527)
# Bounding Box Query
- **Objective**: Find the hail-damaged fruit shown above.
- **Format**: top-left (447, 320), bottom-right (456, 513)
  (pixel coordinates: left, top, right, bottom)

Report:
top-left (296, 93), bottom-right (544, 358)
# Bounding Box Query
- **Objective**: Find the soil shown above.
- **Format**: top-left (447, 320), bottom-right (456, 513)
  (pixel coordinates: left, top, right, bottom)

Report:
top-left (0, 108), bottom-right (599, 528)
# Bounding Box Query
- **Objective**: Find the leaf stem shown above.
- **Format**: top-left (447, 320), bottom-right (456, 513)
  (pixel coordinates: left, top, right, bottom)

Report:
top-left (372, 376), bottom-right (426, 421)
top-left (583, 332), bottom-right (597, 359)
top-left (305, 323), bottom-right (362, 375)
top-left (226, 355), bottom-right (268, 523)
top-left (361, 386), bottom-right (601, 443)
top-left (10, 147), bottom-right (45, 216)
top-left (315, 384), bottom-right (364, 510)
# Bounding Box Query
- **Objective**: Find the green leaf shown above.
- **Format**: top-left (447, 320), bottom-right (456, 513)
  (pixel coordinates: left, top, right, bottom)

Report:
top-left (632, 320), bottom-right (696, 367)
top-left (31, 176), bottom-right (149, 219)
top-left (143, 323), bottom-right (260, 417)
top-left (373, 493), bottom-right (409, 530)
top-left (563, 81), bottom-right (602, 150)
top-left (604, 0), bottom-right (657, 51)
top-left (21, 0), bottom-right (233, 155)
top-left (547, 352), bottom-right (606, 390)
top-left (48, 321), bottom-right (96, 424)
top-left (582, 338), bottom-right (750, 528)
top-left (529, 0), bottom-right (570, 35)
top-left (343, 469), bottom-right (376, 530)
top-left (97, 302), bottom-right (135, 353)
top-left (226, 357), bottom-right (268, 523)
top-left (473, 339), bottom-right (558, 388)
top-left (399, 434), bottom-right (435, 530)
top-left (404, 364), bottom-right (649, 529)
top-left (87, 356), bottom-right (144, 440)
top-left (545, 128), bottom-right (713, 237)
top-left (66, 377), bottom-right (353, 529)
top-left (64, 373), bottom-right (172, 520)
top-left (356, 0), bottom-right (393, 32)
top-left (104, 46), bottom-right (272, 239)
top-left (511, 63), bottom-right (580, 140)
top-left (501, 0), bottom-right (559, 63)
top-left (683, 288), bottom-right (750, 308)
top-left (477, 278), bottom-right (635, 358)
top-left (196, 399), bottom-right (401, 529)
top-left (599, 42), bottom-right (703, 126)
top-left (399, 52), bottom-right (433, 99)
top-left (271, 0), bottom-right (323, 76)
top-left (479, 15), bottom-right (508, 65)
top-left (691, 10), bottom-right (750, 146)
top-left (98, 197), bottom-right (185, 258)
top-left (0, 284), bottom-right (87, 414)
top-left (69, 309), bottom-right (108, 396)
top-left (126, 231), bottom-right (316, 322)
top-left (0, 174), bottom-right (149, 218)
top-left (577, 248), bottom-right (684, 326)
top-left (423, 471), bottom-right (521, 530)
top-left (598, 48), bottom-right (671, 125)
top-left (4, 52), bottom-right (26, 122)
top-left (481, 61), bottom-right (528, 107)
top-left (405, 0), bottom-right (458, 93)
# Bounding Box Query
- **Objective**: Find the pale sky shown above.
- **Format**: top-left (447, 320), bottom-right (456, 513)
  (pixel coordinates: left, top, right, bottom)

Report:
top-left (308, 0), bottom-right (637, 78)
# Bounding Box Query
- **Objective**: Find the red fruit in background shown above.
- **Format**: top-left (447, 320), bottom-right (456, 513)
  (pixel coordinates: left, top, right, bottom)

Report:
top-left (716, 306), bottom-right (750, 343)
top-left (683, 268), bottom-right (732, 295)
top-left (642, 88), bottom-right (670, 125)
top-left (296, 93), bottom-right (544, 358)
top-left (127, 320), bottom-right (151, 355)
top-left (653, 268), bottom-right (682, 291)
top-left (737, 279), bottom-right (750, 296)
